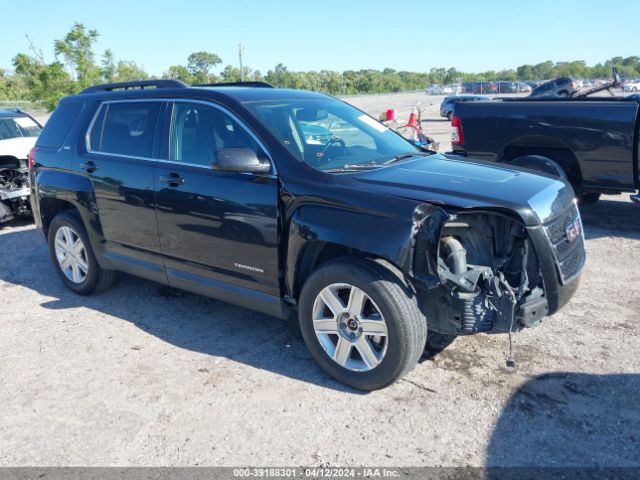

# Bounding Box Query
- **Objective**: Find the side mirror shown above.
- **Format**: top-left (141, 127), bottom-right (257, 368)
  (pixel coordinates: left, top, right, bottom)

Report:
top-left (212, 148), bottom-right (271, 174)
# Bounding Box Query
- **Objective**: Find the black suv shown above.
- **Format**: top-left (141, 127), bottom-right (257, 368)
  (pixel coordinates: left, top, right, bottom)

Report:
top-left (30, 80), bottom-right (584, 390)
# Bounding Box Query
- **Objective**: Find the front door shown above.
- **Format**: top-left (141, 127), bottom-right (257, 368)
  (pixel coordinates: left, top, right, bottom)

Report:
top-left (154, 101), bottom-right (280, 313)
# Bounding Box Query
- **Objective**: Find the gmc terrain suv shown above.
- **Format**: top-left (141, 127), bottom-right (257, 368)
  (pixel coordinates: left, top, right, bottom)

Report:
top-left (30, 80), bottom-right (585, 390)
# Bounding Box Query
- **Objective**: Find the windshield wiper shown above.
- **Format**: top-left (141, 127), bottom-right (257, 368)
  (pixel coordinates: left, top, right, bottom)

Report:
top-left (384, 151), bottom-right (432, 165)
top-left (323, 163), bottom-right (382, 173)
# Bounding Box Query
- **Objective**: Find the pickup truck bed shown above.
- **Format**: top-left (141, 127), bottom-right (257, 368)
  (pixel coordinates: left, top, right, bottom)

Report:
top-left (451, 97), bottom-right (640, 198)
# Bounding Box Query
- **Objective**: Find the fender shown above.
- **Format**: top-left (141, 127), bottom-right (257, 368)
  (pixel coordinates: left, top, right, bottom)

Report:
top-left (34, 169), bottom-right (107, 257)
top-left (284, 201), bottom-right (450, 299)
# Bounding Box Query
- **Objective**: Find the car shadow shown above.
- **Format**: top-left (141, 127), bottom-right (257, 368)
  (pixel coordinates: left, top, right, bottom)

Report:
top-left (0, 227), bottom-right (362, 394)
top-left (486, 372), bottom-right (640, 471)
top-left (0, 216), bottom-right (34, 230)
top-left (579, 196), bottom-right (640, 240)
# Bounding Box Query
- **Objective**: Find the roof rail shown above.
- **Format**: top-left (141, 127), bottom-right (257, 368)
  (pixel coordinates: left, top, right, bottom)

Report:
top-left (80, 79), bottom-right (188, 94)
top-left (192, 81), bottom-right (274, 88)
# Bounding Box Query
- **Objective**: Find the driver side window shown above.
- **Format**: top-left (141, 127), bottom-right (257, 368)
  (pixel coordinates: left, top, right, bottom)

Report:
top-left (170, 102), bottom-right (263, 166)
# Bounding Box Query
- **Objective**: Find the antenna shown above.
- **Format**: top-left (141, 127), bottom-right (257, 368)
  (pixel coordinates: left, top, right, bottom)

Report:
top-left (238, 43), bottom-right (245, 82)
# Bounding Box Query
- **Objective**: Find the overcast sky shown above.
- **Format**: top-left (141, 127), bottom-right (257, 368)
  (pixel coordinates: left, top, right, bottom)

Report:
top-left (2, 0), bottom-right (638, 75)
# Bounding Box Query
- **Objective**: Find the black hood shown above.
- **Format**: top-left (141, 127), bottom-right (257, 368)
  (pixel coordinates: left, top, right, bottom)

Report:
top-left (352, 154), bottom-right (575, 225)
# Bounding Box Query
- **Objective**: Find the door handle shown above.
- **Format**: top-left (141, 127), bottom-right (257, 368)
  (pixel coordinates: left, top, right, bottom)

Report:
top-left (159, 172), bottom-right (185, 187)
top-left (79, 161), bottom-right (97, 173)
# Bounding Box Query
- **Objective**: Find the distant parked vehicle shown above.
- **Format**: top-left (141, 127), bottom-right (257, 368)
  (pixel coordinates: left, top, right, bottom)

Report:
top-left (440, 95), bottom-right (492, 120)
top-left (462, 82), bottom-right (497, 94)
top-left (425, 85), bottom-right (444, 95)
top-left (530, 77), bottom-right (578, 97)
top-left (622, 80), bottom-right (640, 92)
top-left (515, 82), bottom-right (532, 93)
top-left (495, 81), bottom-right (519, 94)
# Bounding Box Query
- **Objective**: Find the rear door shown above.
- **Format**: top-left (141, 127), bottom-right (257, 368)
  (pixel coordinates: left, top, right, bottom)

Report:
top-left (154, 100), bottom-right (280, 314)
top-left (79, 100), bottom-right (166, 281)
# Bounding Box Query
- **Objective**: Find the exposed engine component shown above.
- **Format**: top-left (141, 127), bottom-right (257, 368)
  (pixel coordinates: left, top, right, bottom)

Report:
top-left (0, 157), bottom-right (31, 224)
top-left (426, 213), bottom-right (547, 335)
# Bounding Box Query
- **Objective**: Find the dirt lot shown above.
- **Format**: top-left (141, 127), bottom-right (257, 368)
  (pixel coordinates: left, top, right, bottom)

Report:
top-left (1, 93), bottom-right (639, 467)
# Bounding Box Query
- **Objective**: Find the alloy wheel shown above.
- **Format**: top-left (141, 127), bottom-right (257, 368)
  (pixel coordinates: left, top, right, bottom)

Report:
top-left (54, 226), bottom-right (89, 284)
top-left (312, 283), bottom-right (388, 372)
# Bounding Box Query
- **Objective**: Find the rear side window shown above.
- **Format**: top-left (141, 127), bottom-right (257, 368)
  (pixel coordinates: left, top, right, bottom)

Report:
top-left (88, 101), bottom-right (161, 158)
top-left (36, 101), bottom-right (84, 148)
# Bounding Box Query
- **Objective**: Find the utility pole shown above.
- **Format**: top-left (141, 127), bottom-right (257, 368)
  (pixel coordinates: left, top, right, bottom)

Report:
top-left (238, 44), bottom-right (245, 82)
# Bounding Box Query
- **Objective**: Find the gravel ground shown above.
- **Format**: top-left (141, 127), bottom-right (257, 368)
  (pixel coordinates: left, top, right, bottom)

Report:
top-left (1, 94), bottom-right (639, 467)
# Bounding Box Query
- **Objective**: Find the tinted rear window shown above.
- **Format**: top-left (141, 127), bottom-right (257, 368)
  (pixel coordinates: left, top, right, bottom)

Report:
top-left (36, 101), bottom-right (84, 148)
top-left (88, 101), bottom-right (161, 158)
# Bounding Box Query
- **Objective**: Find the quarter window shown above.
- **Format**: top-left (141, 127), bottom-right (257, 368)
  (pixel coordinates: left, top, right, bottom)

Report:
top-left (170, 102), bottom-right (264, 166)
top-left (89, 101), bottom-right (161, 158)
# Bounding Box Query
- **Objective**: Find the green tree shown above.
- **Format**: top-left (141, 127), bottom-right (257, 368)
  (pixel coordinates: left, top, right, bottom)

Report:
top-left (187, 51), bottom-right (222, 83)
top-left (516, 64), bottom-right (534, 80)
top-left (13, 53), bottom-right (74, 110)
top-left (163, 65), bottom-right (194, 84)
top-left (115, 61), bottom-right (149, 82)
top-left (101, 49), bottom-right (116, 82)
top-left (53, 22), bottom-right (100, 87)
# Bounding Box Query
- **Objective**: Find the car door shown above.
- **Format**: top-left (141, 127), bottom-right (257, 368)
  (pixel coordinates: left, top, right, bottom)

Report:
top-left (154, 100), bottom-right (280, 314)
top-left (80, 100), bottom-right (166, 282)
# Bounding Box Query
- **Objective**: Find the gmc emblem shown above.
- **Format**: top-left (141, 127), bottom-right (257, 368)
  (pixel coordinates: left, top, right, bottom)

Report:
top-left (565, 217), bottom-right (582, 243)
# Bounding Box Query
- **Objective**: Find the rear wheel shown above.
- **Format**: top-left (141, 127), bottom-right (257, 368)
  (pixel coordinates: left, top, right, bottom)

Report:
top-left (48, 212), bottom-right (115, 295)
top-left (298, 258), bottom-right (427, 390)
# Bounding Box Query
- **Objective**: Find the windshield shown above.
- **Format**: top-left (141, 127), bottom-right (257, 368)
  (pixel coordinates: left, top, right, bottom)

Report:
top-left (243, 97), bottom-right (418, 172)
top-left (0, 115), bottom-right (42, 141)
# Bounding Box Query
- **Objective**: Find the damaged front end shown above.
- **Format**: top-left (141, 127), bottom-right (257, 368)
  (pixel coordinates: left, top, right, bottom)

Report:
top-left (0, 157), bottom-right (31, 224)
top-left (412, 208), bottom-right (562, 336)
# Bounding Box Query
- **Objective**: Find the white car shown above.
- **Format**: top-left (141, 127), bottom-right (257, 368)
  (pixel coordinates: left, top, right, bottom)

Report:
top-left (623, 80), bottom-right (640, 92)
top-left (425, 85), bottom-right (445, 95)
top-left (0, 110), bottom-right (42, 223)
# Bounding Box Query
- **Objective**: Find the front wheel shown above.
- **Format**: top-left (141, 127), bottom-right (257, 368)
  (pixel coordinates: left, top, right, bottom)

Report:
top-left (48, 211), bottom-right (116, 295)
top-left (298, 258), bottom-right (427, 390)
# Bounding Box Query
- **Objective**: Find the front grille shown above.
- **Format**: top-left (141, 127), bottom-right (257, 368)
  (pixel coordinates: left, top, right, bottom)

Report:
top-left (544, 202), bottom-right (586, 284)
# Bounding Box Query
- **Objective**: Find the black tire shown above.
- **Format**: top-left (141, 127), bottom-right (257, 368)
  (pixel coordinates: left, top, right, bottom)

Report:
top-left (578, 192), bottom-right (601, 204)
top-left (48, 211), bottom-right (116, 295)
top-left (510, 155), bottom-right (568, 180)
top-left (298, 257), bottom-right (427, 390)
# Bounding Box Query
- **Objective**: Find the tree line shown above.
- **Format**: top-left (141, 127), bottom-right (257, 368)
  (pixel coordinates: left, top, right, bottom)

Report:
top-left (1, 23), bottom-right (639, 111)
